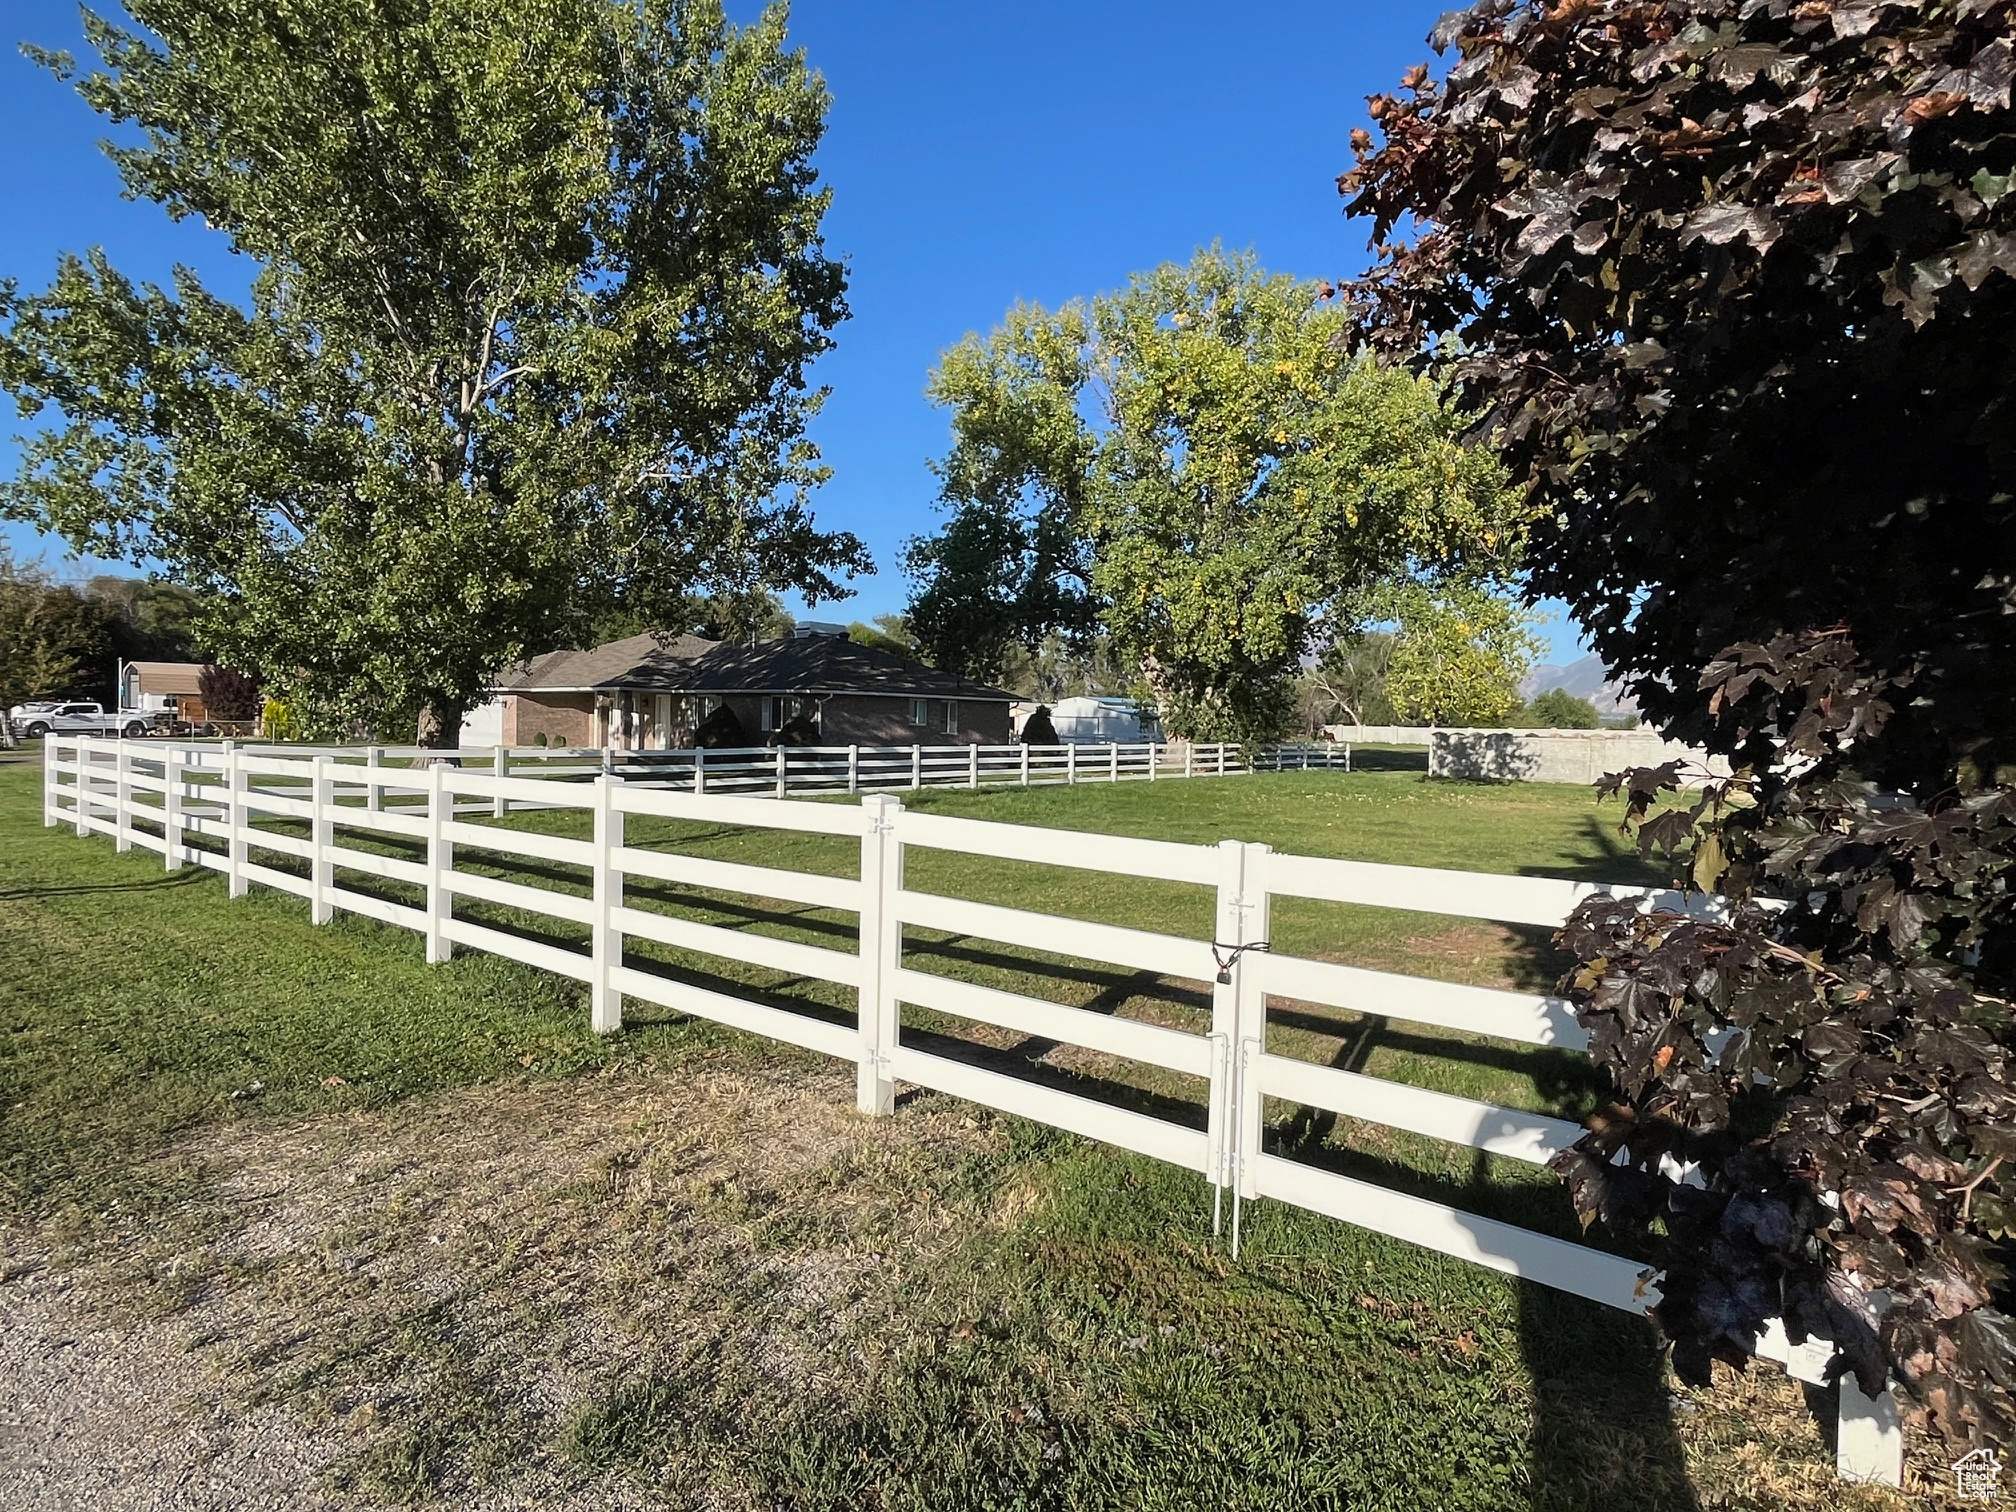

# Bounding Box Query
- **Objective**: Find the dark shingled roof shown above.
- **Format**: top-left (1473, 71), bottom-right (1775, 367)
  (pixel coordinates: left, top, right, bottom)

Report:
top-left (496, 632), bottom-right (717, 692)
top-left (497, 632), bottom-right (1013, 701)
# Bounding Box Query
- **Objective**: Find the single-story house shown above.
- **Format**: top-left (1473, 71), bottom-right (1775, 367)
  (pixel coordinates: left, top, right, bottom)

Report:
top-left (493, 629), bottom-right (1016, 748)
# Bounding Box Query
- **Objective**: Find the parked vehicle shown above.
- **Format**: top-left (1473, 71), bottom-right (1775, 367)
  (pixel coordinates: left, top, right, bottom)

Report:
top-left (8, 701), bottom-right (160, 739)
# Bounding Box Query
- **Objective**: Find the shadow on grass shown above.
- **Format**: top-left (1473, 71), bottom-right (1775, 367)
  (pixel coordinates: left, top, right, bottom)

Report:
top-left (1337, 745), bottom-right (1430, 773)
top-left (0, 870), bottom-right (210, 901)
top-left (1518, 1273), bottom-right (1703, 1511)
top-left (1518, 812), bottom-right (1665, 889)
top-left (1498, 814), bottom-right (1700, 1507)
top-left (893, 964), bottom-right (1211, 1133)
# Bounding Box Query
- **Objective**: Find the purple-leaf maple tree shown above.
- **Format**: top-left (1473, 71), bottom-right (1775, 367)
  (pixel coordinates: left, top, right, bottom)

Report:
top-left (1343, 0), bottom-right (2016, 1448)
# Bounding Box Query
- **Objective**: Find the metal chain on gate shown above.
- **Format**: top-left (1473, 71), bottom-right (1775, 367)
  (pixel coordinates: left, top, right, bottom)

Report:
top-left (1209, 938), bottom-right (1270, 984)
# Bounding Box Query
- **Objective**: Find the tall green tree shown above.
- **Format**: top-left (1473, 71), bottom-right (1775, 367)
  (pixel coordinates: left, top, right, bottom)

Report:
top-left (86, 575), bottom-right (204, 664)
top-left (846, 614), bottom-right (923, 660)
top-left (906, 246), bottom-right (1524, 743)
top-left (1519, 688), bottom-right (1602, 731)
top-left (1375, 581), bottom-right (1541, 728)
top-left (0, 0), bottom-right (864, 743)
top-left (0, 549), bottom-right (88, 707)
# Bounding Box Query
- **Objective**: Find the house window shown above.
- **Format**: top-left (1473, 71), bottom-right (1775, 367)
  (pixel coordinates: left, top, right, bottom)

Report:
top-left (675, 694), bottom-right (720, 740)
top-left (908, 698), bottom-right (958, 734)
top-left (762, 696), bottom-right (815, 732)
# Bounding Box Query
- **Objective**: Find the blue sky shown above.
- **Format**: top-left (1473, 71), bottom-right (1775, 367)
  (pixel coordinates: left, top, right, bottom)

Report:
top-left (0, 0), bottom-right (1593, 665)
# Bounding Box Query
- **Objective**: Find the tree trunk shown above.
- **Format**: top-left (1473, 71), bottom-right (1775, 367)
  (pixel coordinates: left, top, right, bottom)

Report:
top-left (416, 699), bottom-right (464, 752)
top-left (1137, 651), bottom-right (1179, 740)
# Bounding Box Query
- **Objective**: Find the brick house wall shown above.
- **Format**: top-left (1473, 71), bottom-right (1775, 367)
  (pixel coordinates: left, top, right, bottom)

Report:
top-left (502, 688), bottom-right (1012, 748)
top-left (816, 694), bottom-right (1010, 745)
top-left (504, 691), bottom-right (594, 747)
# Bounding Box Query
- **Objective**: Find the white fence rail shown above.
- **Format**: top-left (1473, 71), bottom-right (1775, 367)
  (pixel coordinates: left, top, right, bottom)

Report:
top-left (1253, 741), bottom-right (1355, 772)
top-left (38, 736), bottom-right (1900, 1486)
top-left (93, 737), bottom-right (1250, 806)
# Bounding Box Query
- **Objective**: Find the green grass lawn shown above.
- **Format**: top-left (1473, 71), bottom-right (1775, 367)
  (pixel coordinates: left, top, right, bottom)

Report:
top-left (0, 752), bottom-right (1913, 1511)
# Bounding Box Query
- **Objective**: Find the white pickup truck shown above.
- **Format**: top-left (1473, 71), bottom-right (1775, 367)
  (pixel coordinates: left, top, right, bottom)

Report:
top-left (8, 701), bottom-right (160, 739)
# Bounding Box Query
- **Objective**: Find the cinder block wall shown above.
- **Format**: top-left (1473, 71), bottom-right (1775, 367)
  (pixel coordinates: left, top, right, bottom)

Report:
top-left (1428, 729), bottom-right (1730, 785)
top-left (1320, 725), bottom-right (1439, 745)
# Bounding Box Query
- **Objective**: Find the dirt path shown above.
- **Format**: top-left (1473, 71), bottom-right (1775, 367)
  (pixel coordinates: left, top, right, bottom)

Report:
top-left (0, 1060), bottom-right (1001, 1511)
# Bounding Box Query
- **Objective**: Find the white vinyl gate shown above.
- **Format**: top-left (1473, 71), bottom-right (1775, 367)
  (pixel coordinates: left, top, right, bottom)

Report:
top-left (39, 737), bottom-right (1901, 1486)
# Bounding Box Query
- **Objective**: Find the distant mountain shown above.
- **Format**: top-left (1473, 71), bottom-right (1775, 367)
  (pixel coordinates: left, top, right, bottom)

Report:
top-left (1521, 653), bottom-right (1640, 719)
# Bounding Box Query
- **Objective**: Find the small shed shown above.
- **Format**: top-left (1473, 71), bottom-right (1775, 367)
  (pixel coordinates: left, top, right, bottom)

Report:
top-left (119, 660), bottom-right (209, 719)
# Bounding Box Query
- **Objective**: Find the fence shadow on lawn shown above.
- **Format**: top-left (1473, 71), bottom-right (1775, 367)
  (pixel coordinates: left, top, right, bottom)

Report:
top-left (1336, 745), bottom-right (1430, 773)
top-left (0, 869), bottom-right (210, 902)
top-left (1502, 812), bottom-right (1703, 1508)
top-left (1517, 1258), bottom-right (1705, 1510)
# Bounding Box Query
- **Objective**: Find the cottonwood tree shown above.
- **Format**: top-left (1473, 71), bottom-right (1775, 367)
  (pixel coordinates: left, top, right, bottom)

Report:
top-left (1345, 0), bottom-right (2016, 1447)
top-left (1373, 580), bottom-right (1541, 727)
top-left (0, 0), bottom-right (864, 744)
top-left (904, 246), bottom-right (1526, 743)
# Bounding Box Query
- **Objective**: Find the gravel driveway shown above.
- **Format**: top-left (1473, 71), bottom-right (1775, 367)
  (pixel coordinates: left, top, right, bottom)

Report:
top-left (0, 1258), bottom-right (341, 1512)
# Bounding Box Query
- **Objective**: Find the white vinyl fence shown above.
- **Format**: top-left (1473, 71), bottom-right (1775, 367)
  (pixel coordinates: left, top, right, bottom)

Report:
top-left (127, 738), bottom-right (1252, 805)
top-left (1252, 742), bottom-right (1355, 772)
top-left (40, 736), bottom-right (1899, 1487)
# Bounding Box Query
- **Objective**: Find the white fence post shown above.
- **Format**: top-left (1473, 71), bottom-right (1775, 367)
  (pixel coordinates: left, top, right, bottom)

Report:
top-left (114, 742), bottom-right (133, 852)
top-left (693, 747), bottom-right (706, 794)
top-left (42, 736), bottom-right (59, 827)
top-left (1020, 741), bottom-right (1030, 787)
top-left (225, 743), bottom-right (249, 898)
top-left (1184, 743), bottom-right (1194, 779)
top-left (1067, 742), bottom-right (1077, 785)
top-left (1149, 742), bottom-right (1159, 781)
top-left (163, 745), bottom-right (184, 868)
top-left (311, 755), bottom-right (335, 925)
top-left (424, 763), bottom-right (452, 963)
top-left (856, 792), bottom-right (902, 1115)
top-left (493, 745), bottom-right (509, 818)
top-left (775, 745), bottom-right (788, 799)
top-left (1208, 838), bottom-right (1246, 1239)
top-left (911, 744), bottom-right (922, 790)
top-left (968, 744), bottom-right (980, 789)
top-left (848, 744), bottom-right (859, 793)
top-left (1229, 841), bottom-right (1273, 1255)
top-left (72, 737), bottom-right (91, 837)
top-left (1216, 744), bottom-right (1226, 777)
top-left (1109, 742), bottom-right (1119, 783)
top-left (366, 746), bottom-right (383, 811)
top-left (1837, 1372), bottom-right (1904, 1487)
top-left (589, 775), bottom-right (622, 1033)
